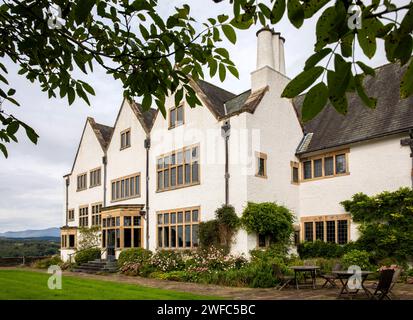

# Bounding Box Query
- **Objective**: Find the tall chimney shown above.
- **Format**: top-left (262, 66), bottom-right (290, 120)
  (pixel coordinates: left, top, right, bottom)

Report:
top-left (256, 27), bottom-right (274, 70)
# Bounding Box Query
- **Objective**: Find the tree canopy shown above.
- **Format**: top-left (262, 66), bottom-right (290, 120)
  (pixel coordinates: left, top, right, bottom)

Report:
top-left (1, 0), bottom-right (412, 157)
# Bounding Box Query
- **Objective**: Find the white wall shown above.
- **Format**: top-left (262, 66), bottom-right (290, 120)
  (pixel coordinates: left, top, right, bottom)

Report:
top-left (299, 134), bottom-right (412, 240)
top-left (66, 121), bottom-right (105, 228)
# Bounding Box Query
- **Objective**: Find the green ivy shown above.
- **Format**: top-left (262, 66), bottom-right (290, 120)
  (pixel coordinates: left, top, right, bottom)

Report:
top-left (241, 202), bottom-right (294, 244)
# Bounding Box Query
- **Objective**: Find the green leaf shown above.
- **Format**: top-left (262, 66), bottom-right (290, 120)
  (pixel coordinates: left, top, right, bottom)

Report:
top-left (329, 93), bottom-right (348, 115)
top-left (230, 17), bottom-right (253, 30)
top-left (341, 33), bottom-right (354, 58)
top-left (301, 82), bottom-right (329, 122)
top-left (219, 63), bottom-right (226, 82)
top-left (209, 59), bottom-right (218, 78)
top-left (20, 123), bottom-right (39, 144)
top-left (357, 29), bottom-right (376, 59)
top-left (227, 66), bottom-right (239, 79)
top-left (215, 48), bottom-right (230, 59)
top-left (6, 121), bottom-right (19, 136)
top-left (175, 88), bottom-right (183, 107)
top-left (68, 87), bottom-right (75, 105)
top-left (393, 35), bottom-right (413, 66)
top-left (7, 88), bottom-right (16, 96)
top-left (222, 25), bottom-right (237, 44)
top-left (329, 55), bottom-right (351, 98)
top-left (287, 0), bottom-right (304, 28)
top-left (258, 3), bottom-right (272, 19)
top-left (304, 48), bottom-right (331, 71)
top-left (81, 82), bottom-right (95, 95)
top-left (75, 0), bottom-right (95, 25)
top-left (142, 94), bottom-right (152, 111)
top-left (355, 74), bottom-right (377, 109)
top-left (302, 0), bottom-right (329, 19)
top-left (400, 59), bottom-right (413, 99)
top-left (271, 0), bottom-right (286, 24)
top-left (356, 61), bottom-right (375, 76)
top-left (281, 66), bottom-right (324, 98)
top-left (218, 14), bottom-right (229, 23)
top-left (0, 143), bottom-right (8, 158)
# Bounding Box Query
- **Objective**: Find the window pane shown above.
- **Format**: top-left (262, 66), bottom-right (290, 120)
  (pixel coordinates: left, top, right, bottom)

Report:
top-left (164, 227), bottom-right (170, 247)
top-left (171, 212), bottom-right (176, 224)
top-left (177, 106), bottom-right (183, 124)
top-left (124, 229), bottom-right (131, 248)
top-left (178, 226), bottom-right (183, 247)
top-left (177, 151), bottom-right (183, 164)
top-left (184, 149), bottom-right (191, 163)
top-left (130, 177), bottom-right (135, 196)
top-left (157, 171), bottom-right (163, 190)
top-left (185, 211), bottom-right (191, 223)
top-left (133, 216), bottom-right (141, 226)
top-left (164, 213), bottom-right (169, 224)
top-left (116, 229), bottom-right (120, 248)
top-left (171, 226), bottom-right (177, 248)
top-left (69, 235), bottom-right (75, 248)
top-left (192, 162), bottom-right (199, 183)
top-left (125, 178), bottom-right (130, 197)
top-left (326, 221), bottom-right (336, 243)
top-left (116, 217), bottom-right (120, 226)
top-left (121, 180), bottom-right (125, 198)
top-left (124, 216), bottom-right (131, 227)
top-left (304, 222), bottom-right (313, 241)
top-left (185, 164), bottom-right (191, 184)
top-left (192, 210), bottom-right (199, 222)
top-left (303, 161), bottom-right (312, 179)
top-left (170, 109), bottom-right (176, 127)
top-left (157, 214), bottom-right (163, 225)
top-left (315, 221), bottom-right (324, 241)
top-left (135, 175), bottom-right (140, 195)
top-left (324, 157), bottom-right (334, 176)
top-left (157, 158), bottom-right (163, 169)
top-left (192, 225), bottom-right (199, 248)
top-left (314, 159), bottom-right (322, 178)
top-left (258, 234), bottom-right (266, 247)
top-left (293, 167), bottom-right (299, 183)
top-left (177, 165), bottom-right (183, 185)
top-left (177, 212), bottom-right (183, 223)
top-left (133, 228), bottom-right (141, 248)
top-left (335, 154), bottom-right (346, 174)
top-left (116, 181), bottom-right (120, 199)
top-left (258, 158), bottom-right (265, 176)
top-left (170, 167), bottom-right (176, 187)
top-left (158, 227), bottom-right (163, 247)
top-left (192, 147), bottom-right (199, 160)
top-left (185, 225), bottom-right (191, 247)
top-left (338, 220), bottom-right (348, 244)
top-left (164, 169), bottom-right (170, 188)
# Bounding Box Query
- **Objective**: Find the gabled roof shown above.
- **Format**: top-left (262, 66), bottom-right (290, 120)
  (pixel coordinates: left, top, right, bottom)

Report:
top-left (294, 61), bottom-right (413, 155)
top-left (130, 101), bottom-right (158, 134)
top-left (65, 117), bottom-right (112, 176)
top-left (192, 79), bottom-right (269, 120)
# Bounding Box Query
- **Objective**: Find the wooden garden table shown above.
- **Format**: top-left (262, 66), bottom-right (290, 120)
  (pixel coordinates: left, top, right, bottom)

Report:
top-left (289, 266), bottom-right (320, 290)
top-left (332, 271), bottom-right (373, 299)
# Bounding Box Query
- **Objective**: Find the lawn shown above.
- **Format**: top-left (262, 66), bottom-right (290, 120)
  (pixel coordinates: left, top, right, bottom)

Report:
top-left (0, 269), bottom-right (219, 300)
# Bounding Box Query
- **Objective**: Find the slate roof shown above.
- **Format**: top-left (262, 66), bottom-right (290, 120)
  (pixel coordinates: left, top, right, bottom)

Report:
top-left (88, 117), bottom-right (113, 151)
top-left (130, 101), bottom-right (158, 134)
top-left (294, 62), bottom-right (413, 155)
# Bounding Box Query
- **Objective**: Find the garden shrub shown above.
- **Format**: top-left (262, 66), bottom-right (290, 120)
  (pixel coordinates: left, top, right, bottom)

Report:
top-left (341, 187), bottom-right (413, 263)
top-left (199, 205), bottom-right (240, 252)
top-left (33, 255), bottom-right (62, 269)
top-left (151, 250), bottom-right (185, 272)
top-left (118, 248), bottom-right (152, 268)
top-left (75, 247), bottom-right (101, 265)
top-left (241, 202), bottom-right (294, 244)
top-left (120, 261), bottom-right (155, 277)
top-left (341, 250), bottom-right (372, 270)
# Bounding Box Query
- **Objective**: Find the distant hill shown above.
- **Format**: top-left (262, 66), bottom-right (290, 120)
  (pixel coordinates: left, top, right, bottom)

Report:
top-left (0, 227), bottom-right (60, 239)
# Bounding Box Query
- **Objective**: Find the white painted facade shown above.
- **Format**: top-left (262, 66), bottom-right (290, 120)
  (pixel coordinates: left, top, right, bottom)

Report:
top-left (61, 28), bottom-right (412, 261)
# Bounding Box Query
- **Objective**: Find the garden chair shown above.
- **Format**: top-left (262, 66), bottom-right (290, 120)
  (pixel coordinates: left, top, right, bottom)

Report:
top-left (272, 264), bottom-right (294, 291)
top-left (320, 263), bottom-right (342, 288)
top-left (366, 269), bottom-right (395, 300)
top-left (370, 266), bottom-right (402, 299)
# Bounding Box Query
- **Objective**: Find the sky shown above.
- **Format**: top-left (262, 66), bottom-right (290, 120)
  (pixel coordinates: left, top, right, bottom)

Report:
top-left (0, 0), bottom-right (404, 232)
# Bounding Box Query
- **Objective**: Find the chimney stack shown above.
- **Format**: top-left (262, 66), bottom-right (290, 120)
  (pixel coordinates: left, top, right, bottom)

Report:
top-left (255, 27), bottom-right (286, 74)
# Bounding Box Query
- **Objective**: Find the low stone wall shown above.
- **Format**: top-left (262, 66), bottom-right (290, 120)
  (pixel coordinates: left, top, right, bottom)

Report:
top-left (0, 256), bottom-right (51, 267)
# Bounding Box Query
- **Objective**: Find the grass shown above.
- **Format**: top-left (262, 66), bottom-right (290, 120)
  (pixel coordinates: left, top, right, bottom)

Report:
top-left (0, 269), bottom-right (220, 300)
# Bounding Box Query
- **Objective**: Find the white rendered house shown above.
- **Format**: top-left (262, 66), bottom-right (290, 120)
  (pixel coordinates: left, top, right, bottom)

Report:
top-left (61, 28), bottom-right (413, 261)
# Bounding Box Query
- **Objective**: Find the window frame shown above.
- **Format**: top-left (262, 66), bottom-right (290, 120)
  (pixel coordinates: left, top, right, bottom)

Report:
top-left (255, 151), bottom-right (267, 179)
top-left (79, 205), bottom-right (89, 228)
top-left (168, 104), bottom-right (184, 129)
top-left (91, 202), bottom-right (103, 227)
top-left (156, 144), bottom-right (200, 192)
top-left (120, 128), bottom-right (131, 150)
top-left (89, 167), bottom-right (102, 188)
top-left (290, 161), bottom-right (299, 184)
top-left (67, 208), bottom-right (75, 222)
top-left (156, 206), bottom-right (200, 250)
top-left (300, 214), bottom-right (351, 244)
top-left (300, 149), bottom-right (350, 182)
top-left (111, 172), bottom-right (141, 202)
top-left (76, 172), bottom-right (87, 191)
